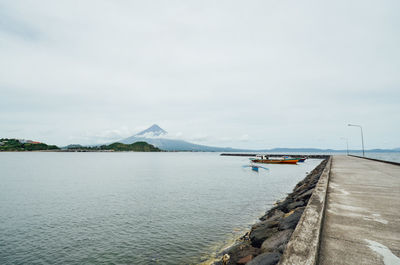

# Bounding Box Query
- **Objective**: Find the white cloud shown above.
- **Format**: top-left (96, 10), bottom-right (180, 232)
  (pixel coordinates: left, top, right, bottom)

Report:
top-left (239, 134), bottom-right (249, 142)
top-left (0, 0), bottom-right (399, 148)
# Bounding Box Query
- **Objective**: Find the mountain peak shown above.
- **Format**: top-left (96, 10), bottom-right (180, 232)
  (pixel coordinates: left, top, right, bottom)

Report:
top-left (135, 124), bottom-right (167, 137)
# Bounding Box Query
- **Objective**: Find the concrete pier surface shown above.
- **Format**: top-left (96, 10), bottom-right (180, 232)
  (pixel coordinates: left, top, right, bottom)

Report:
top-left (319, 155), bottom-right (400, 264)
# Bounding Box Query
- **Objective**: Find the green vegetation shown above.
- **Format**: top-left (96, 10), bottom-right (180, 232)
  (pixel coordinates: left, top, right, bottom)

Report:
top-left (100, 142), bottom-right (161, 151)
top-left (0, 138), bottom-right (59, 151)
top-left (0, 138), bottom-right (161, 152)
top-left (67, 141), bottom-right (162, 152)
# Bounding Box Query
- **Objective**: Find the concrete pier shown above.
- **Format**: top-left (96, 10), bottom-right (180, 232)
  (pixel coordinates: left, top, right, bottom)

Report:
top-left (319, 155), bottom-right (400, 264)
top-left (219, 154), bottom-right (399, 265)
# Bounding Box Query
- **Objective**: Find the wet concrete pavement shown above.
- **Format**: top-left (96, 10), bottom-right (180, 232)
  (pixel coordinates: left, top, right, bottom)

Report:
top-left (319, 155), bottom-right (400, 265)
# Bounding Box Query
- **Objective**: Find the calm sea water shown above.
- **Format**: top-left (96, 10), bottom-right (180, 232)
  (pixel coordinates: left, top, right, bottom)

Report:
top-left (352, 152), bottom-right (400, 163)
top-left (0, 153), bottom-right (322, 265)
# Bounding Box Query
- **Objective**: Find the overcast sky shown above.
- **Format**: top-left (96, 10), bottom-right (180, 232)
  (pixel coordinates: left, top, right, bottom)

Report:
top-left (1, 0), bottom-right (399, 149)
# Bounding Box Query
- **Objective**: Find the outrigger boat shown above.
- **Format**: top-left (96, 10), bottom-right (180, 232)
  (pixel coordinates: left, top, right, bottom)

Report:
top-left (242, 164), bottom-right (269, 171)
top-left (250, 155), bottom-right (299, 164)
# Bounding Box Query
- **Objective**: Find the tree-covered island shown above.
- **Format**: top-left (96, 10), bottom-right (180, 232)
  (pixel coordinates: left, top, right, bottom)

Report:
top-left (66, 141), bottom-right (161, 152)
top-left (0, 139), bottom-right (162, 152)
top-left (0, 138), bottom-right (59, 151)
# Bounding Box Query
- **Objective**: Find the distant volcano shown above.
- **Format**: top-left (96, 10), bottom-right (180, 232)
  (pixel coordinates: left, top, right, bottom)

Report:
top-left (135, 124), bottom-right (167, 137)
top-left (119, 124), bottom-right (240, 151)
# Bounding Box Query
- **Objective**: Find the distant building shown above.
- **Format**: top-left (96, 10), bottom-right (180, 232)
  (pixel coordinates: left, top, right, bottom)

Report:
top-left (18, 139), bottom-right (41, 144)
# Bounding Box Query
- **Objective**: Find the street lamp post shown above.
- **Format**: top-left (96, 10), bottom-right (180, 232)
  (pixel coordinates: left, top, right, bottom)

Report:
top-left (348, 124), bottom-right (365, 157)
top-left (340, 137), bottom-right (349, 155)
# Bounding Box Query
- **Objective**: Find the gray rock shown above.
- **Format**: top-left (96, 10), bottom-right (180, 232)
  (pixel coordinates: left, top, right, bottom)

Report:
top-left (276, 199), bottom-right (294, 213)
top-left (252, 219), bottom-right (279, 230)
top-left (276, 243), bottom-right (287, 254)
top-left (264, 207), bottom-right (282, 219)
top-left (250, 227), bottom-right (279, 248)
top-left (297, 188), bottom-right (314, 201)
top-left (261, 229), bottom-right (294, 253)
top-left (260, 209), bottom-right (284, 222)
top-left (294, 183), bottom-right (308, 192)
top-left (286, 200), bottom-right (306, 211)
top-left (268, 198), bottom-right (295, 214)
top-left (223, 242), bottom-right (261, 265)
top-left (278, 207), bottom-right (304, 230)
top-left (267, 210), bottom-right (284, 222)
top-left (246, 252), bottom-right (281, 265)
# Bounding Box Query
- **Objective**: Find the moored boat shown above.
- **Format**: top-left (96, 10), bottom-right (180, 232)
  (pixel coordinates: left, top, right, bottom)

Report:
top-left (250, 155), bottom-right (299, 164)
top-left (251, 159), bottom-right (299, 164)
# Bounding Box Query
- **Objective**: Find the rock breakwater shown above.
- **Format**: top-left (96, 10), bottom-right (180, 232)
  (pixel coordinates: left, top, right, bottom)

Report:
top-left (212, 158), bottom-right (329, 265)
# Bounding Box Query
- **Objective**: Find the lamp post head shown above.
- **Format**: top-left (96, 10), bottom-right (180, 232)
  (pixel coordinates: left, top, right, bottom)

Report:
top-left (348, 124), bottom-right (361, 127)
top-left (347, 123), bottom-right (365, 156)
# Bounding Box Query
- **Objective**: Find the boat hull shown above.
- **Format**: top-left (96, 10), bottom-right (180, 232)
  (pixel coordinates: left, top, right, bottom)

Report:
top-left (251, 159), bottom-right (298, 164)
top-left (252, 166), bottom-right (259, 171)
